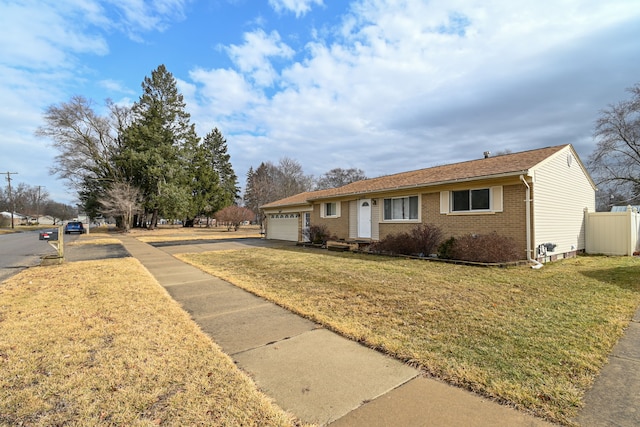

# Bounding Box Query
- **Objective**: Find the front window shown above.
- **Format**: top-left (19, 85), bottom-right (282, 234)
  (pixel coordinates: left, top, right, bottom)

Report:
top-left (383, 196), bottom-right (419, 220)
top-left (452, 189), bottom-right (490, 211)
top-left (325, 202), bottom-right (337, 217)
top-left (321, 202), bottom-right (340, 218)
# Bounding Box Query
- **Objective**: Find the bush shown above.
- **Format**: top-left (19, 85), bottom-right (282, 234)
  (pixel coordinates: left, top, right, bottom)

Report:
top-left (440, 232), bottom-right (522, 263)
top-left (437, 237), bottom-right (457, 260)
top-left (304, 224), bottom-right (335, 245)
top-left (372, 223), bottom-right (443, 256)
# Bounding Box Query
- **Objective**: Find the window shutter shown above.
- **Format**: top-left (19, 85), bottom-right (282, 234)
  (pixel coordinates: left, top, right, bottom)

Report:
top-left (335, 201), bottom-right (341, 217)
top-left (440, 191), bottom-right (449, 214)
top-left (491, 186), bottom-right (503, 212)
top-left (349, 201), bottom-right (357, 238)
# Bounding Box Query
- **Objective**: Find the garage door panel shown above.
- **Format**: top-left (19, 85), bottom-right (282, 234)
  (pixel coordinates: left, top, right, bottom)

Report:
top-left (267, 213), bottom-right (299, 241)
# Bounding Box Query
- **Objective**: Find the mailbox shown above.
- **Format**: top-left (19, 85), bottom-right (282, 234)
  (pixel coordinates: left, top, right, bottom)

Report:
top-left (39, 230), bottom-right (59, 241)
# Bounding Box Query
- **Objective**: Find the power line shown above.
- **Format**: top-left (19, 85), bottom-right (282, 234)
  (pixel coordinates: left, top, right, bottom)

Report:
top-left (3, 172), bottom-right (18, 229)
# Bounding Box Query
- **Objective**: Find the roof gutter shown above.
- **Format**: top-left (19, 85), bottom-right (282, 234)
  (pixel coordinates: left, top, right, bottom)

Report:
top-left (520, 174), bottom-right (543, 269)
top-left (307, 170), bottom-right (531, 202)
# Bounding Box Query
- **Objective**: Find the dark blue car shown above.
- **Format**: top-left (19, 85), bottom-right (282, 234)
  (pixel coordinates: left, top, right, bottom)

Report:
top-left (64, 221), bottom-right (85, 234)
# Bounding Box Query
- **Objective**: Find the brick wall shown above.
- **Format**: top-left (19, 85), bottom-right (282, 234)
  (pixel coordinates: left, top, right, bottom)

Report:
top-left (378, 184), bottom-right (527, 254)
top-left (309, 185), bottom-right (528, 254)
top-left (312, 201), bottom-right (350, 239)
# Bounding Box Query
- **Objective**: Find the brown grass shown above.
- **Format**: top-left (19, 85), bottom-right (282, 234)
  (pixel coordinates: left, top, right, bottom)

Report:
top-left (177, 247), bottom-right (640, 425)
top-left (127, 225), bottom-right (262, 243)
top-left (0, 258), bottom-right (298, 426)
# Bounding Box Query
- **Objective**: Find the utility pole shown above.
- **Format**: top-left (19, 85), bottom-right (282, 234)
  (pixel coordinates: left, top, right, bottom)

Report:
top-left (36, 185), bottom-right (45, 225)
top-left (3, 172), bottom-right (18, 229)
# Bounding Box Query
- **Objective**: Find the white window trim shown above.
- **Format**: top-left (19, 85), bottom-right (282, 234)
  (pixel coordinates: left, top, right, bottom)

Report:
top-left (382, 195), bottom-right (421, 222)
top-left (440, 186), bottom-right (503, 214)
top-left (320, 201), bottom-right (341, 218)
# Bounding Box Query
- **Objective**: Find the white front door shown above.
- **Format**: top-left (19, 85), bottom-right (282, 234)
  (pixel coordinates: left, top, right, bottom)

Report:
top-left (358, 199), bottom-right (372, 238)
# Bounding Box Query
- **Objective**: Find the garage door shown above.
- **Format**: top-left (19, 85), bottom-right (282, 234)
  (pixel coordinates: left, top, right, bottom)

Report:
top-left (267, 213), bottom-right (299, 241)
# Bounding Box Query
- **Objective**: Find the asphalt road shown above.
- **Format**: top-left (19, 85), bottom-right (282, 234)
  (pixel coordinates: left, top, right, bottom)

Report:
top-left (0, 230), bottom-right (79, 282)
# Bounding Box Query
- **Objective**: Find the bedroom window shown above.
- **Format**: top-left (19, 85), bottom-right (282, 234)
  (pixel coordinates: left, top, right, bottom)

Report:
top-left (321, 202), bottom-right (340, 218)
top-left (452, 189), bottom-right (490, 211)
top-left (383, 196), bottom-right (419, 220)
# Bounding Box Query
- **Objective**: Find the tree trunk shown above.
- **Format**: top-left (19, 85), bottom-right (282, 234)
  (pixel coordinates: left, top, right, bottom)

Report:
top-left (149, 208), bottom-right (158, 230)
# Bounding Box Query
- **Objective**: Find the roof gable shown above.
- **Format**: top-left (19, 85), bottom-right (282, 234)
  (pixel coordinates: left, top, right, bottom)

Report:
top-left (260, 189), bottom-right (334, 209)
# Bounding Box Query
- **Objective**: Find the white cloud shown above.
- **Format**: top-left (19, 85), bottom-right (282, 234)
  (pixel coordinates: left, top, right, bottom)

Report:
top-left (2, 0), bottom-right (640, 204)
top-left (98, 79), bottom-right (136, 95)
top-left (195, 0), bottom-right (640, 178)
top-left (226, 29), bottom-right (295, 87)
top-left (0, 1), bottom-right (108, 71)
top-left (269, 0), bottom-right (323, 17)
top-left (104, 0), bottom-right (189, 40)
top-left (189, 67), bottom-right (265, 114)
top-left (0, 0), bottom-right (191, 204)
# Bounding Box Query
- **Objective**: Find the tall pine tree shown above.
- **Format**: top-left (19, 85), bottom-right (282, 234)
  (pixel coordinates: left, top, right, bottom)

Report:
top-left (118, 64), bottom-right (199, 229)
top-left (203, 128), bottom-right (239, 208)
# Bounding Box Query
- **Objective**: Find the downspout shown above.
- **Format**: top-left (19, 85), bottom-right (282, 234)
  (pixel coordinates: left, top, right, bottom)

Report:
top-left (520, 175), bottom-right (543, 269)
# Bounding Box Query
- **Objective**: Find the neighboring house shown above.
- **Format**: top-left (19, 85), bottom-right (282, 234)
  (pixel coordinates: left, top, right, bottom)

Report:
top-left (1, 211), bottom-right (27, 227)
top-left (261, 145), bottom-right (596, 263)
top-left (25, 215), bottom-right (57, 225)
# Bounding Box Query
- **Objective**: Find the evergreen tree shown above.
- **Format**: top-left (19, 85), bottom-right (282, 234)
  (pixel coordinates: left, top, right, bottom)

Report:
top-left (203, 128), bottom-right (239, 208)
top-left (243, 162), bottom-right (279, 222)
top-left (117, 64), bottom-right (199, 229)
top-left (186, 137), bottom-right (221, 226)
top-left (243, 166), bottom-right (257, 221)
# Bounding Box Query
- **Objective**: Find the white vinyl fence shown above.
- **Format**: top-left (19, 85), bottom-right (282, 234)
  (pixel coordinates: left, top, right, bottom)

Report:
top-left (585, 206), bottom-right (640, 256)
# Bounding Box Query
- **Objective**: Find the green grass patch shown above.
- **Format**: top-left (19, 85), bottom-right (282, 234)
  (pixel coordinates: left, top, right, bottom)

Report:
top-left (178, 248), bottom-right (640, 425)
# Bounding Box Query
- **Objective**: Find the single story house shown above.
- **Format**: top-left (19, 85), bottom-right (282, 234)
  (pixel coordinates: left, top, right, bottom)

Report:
top-left (1, 211), bottom-right (27, 227)
top-left (261, 144), bottom-right (596, 263)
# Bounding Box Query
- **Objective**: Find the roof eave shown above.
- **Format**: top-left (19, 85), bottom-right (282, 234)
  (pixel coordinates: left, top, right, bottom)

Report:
top-left (307, 170), bottom-right (531, 201)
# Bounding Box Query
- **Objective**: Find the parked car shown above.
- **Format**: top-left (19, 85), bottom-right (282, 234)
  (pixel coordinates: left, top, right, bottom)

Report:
top-left (64, 221), bottom-right (85, 234)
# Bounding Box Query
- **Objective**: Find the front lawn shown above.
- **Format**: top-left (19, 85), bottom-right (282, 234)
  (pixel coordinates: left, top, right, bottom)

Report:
top-left (0, 258), bottom-right (298, 426)
top-left (129, 225), bottom-right (262, 243)
top-left (178, 248), bottom-right (640, 425)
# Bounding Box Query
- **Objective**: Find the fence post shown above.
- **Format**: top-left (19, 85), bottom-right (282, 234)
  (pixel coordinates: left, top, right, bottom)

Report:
top-left (584, 207), bottom-right (590, 254)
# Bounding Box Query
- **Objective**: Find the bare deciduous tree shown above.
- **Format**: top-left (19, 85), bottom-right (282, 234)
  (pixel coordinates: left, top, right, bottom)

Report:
top-left (36, 96), bottom-right (128, 189)
top-left (215, 205), bottom-right (254, 231)
top-left (243, 158), bottom-right (314, 225)
top-left (588, 83), bottom-right (640, 206)
top-left (99, 182), bottom-right (142, 232)
top-left (315, 167), bottom-right (367, 190)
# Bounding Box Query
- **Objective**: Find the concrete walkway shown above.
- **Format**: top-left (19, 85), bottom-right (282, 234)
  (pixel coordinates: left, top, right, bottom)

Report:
top-left (117, 236), bottom-right (560, 426)
top-left (574, 306), bottom-right (640, 427)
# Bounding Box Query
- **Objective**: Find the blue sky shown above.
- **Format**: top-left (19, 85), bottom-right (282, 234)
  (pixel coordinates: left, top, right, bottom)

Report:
top-left (1, 0), bottom-right (639, 205)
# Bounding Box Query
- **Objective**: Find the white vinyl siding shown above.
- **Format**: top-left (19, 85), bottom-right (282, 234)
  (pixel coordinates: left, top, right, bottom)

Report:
top-left (531, 147), bottom-right (595, 255)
